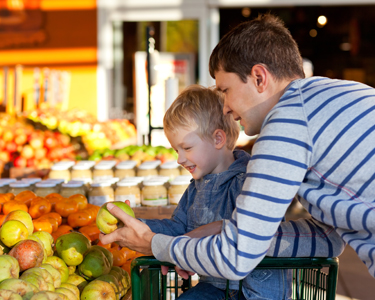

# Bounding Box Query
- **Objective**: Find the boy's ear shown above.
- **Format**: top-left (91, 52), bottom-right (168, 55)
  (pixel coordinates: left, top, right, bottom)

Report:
top-left (251, 64), bottom-right (268, 93)
top-left (212, 129), bottom-right (226, 149)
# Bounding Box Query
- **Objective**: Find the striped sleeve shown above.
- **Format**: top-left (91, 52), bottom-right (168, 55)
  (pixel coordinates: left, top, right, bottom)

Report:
top-left (152, 91), bottom-right (317, 280)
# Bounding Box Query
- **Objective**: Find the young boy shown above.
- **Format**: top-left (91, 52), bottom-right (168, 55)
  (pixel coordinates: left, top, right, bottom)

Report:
top-left (140, 85), bottom-right (292, 300)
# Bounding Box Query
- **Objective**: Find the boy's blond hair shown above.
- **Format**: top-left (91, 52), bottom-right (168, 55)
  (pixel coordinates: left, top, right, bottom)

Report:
top-left (163, 85), bottom-right (240, 150)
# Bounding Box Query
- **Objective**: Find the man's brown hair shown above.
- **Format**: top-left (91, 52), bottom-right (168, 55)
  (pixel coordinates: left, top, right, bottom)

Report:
top-left (209, 14), bottom-right (305, 82)
top-left (163, 85), bottom-right (240, 150)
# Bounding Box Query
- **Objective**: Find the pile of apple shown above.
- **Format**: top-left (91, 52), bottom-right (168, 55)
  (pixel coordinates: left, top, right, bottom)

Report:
top-left (0, 115), bottom-right (76, 169)
top-left (24, 107), bottom-right (137, 154)
top-left (0, 210), bottom-right (132, 300)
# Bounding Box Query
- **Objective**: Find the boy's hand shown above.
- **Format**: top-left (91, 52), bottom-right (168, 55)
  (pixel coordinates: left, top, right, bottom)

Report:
top-left (99, 203), bottom-right (155, 255)
top-left (185, 220), bottom-right (223, 238)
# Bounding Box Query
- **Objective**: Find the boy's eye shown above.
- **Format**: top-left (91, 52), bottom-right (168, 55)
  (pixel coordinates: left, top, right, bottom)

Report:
top-left (184, 147), bottom-right (191, 151)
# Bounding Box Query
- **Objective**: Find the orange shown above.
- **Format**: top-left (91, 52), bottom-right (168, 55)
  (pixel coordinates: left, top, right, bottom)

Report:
top-left (52, 224), bottom-right (74, 243)
top-left (68, 194), bottom-right (88, 210)
top-left (2, 200), bottom-right (28, 215)
top-left (38, 215), bottom-right (59, 232)
top-left (67, 211), bottom-right (92, 228)
top-left (29, 198), bottom-right (52, 219)
top-left (14, 190), bottom-right (37, 207)
top-left (41, 212), bottom-right (62, 226)
top-left (0, 214), bottom-right (6, 226)
top-left (97, 240), bottom-right (112, 250)
top-left (33, 218), bottom-right (53, 234)
top-left (55, 198), bottom-right (79, 217)
top-left (110, 247), bottom-right (127, 267)
top-left (79, 224), bottom-right (100, 242)
top-left (4, 193), bottom-right (15, 200)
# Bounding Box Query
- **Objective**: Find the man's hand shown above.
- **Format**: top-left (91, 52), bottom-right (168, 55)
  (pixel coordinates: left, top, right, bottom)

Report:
top-left (160, 221), bottom-right (223, 279)
top-left (99, 203), bottom-right (155, 255)
top-left (161, 265), bottom-right (195, 280)
top-left (185, 220), bottom-right (222, 238)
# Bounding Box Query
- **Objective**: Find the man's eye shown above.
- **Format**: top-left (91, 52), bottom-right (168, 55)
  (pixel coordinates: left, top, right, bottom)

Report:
top-left (222, 89), bottom-right (228, 93)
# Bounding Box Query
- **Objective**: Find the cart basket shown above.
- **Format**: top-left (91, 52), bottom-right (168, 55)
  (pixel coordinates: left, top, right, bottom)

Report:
top-left (131, 256), bottom-right (339, 300)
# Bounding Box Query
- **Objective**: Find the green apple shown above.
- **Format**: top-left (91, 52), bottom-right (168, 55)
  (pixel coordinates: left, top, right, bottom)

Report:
top-left (0, 220), bottom-right (29, 247)
top-left (65, 274), bottom-right (87, 293)
top-left (77, 247), bottom-right (111, 281)
top-left (0, 255), bottom-right (20, 282)
top-left (67, 266), bottom-right (76, 275)
top-left (0, 289), bottom-right (23, 300)
top-left (30, 291), bottom-right (67, 300)
top-left (31, 232), bottom-right (54, 257)
top-left (22, 268), bottom-right (55, 292)
top-left (91, 245), bottom-right (113, 267)
top-left (96, 274), bottom-right (120, 300)
top-left (96, 201), bottom-right (135, 234)
top-left (44, 257), bottom-right (69, 283)
top-left (54, 288), bottom-right (77, 300)
top-left (0, 278), bottom-right (38, 300)
top-left (40, 264), bottom-right (61, 288)
top-left (55, 232), bottom-right (91, 266)
top-left (4, 210), bottom-right (34, 235)
top-left (59, 283), bottom-right (79, 300)
top-left (80, 280), bottom-right (116, 300)
top-left (20, 273), bottom-right (49, 291)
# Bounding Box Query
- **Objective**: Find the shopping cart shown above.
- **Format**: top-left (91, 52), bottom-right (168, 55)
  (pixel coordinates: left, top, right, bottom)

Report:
top-left (131, 256), bottom-right (339, 300)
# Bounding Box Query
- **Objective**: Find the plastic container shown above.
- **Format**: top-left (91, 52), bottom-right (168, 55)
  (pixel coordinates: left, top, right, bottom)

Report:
top-left (115, 160), bottom-right (137, 179)
top-left (168, 176), bottom-right (191, 205)
top-left (141, 180), bottom-right (168, 207)
top-left (8, 182), bottom-right (31, 195)
top-left (89, 182), bottom-right (114, 206)
top-left (34, 182), bottom-right (58, 197)
top-left (49, 164), bottom-right (71, 183)
top-left (61, 182), bottom-right (86, 198)
top-left (131, 257), bottom-right (339, 300)
top-left (115, 180), bottom-right (141, 207)
top-left (159, 160), bottom-right (180, 180)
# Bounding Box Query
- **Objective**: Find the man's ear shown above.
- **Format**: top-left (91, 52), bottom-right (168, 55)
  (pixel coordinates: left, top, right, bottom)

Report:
top-left (251, 64), bottom-right (269, 93)
top-left (212, 129), bottom-right (226, 149)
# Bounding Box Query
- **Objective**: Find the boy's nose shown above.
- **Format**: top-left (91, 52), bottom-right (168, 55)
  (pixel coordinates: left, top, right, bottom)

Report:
top-left (177, 154), bottom-right (186, 165)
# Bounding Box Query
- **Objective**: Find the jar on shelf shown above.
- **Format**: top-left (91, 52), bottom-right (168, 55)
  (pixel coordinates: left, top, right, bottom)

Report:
top-left (115, 180), bottom-right (141, 207)
top-left (49, 164), bottom-right (71, 183)
top-left (71, 164), bottom-right (92, 181)
top-left (43, 178), bottom-right (65, 193)
top-left (141, 180), bottom-right (168, 207)
top-left (89, 182), bottom-right (114, 206)
top-left (75, 160), bottom-right (96, 169)
top-left (0, 178), bottom-right (16, 194)
top-left (93, 164), bottom-right (114, 181)
top-left (159, 160), bottom-right (180, 181)
top-left (136, 160), bottom-right (161, 177)
top-left (8, 182), bottom-right (31, 195)
top-left (61, 182), bottom-right (86, 198)
top-left (35, 182), bottom-right (59, 198)
top-left (168, 176), bottom-right (191, 205)
top-left (21, 178), bottom-right (42, 192)
top-left (115, 160), bottom-right (137, 179)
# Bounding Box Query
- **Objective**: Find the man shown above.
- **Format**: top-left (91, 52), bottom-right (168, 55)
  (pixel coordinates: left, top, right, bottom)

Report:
top-left (101, 14), bottom-right (375, 279)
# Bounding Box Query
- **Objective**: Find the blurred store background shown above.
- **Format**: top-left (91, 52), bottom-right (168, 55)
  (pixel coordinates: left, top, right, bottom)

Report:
top-left (0, 1), bottom-right (374, 298)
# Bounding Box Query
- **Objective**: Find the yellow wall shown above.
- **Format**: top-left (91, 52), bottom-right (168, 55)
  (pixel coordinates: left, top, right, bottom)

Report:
top-left (0, 1), bottom-right (98, 117)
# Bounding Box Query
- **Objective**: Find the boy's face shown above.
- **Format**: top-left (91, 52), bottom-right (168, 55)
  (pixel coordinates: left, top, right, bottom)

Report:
top-left (165, 125), bottom-right (224, 180)
top-left (215, 69), bottom-right (270, 137)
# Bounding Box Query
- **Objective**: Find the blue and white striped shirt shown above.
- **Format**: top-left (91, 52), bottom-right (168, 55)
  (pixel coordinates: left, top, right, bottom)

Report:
top-left (152, 77), bottom-right (375, 279)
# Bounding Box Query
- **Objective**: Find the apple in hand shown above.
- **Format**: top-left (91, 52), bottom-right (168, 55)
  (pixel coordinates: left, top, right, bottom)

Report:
top-left (96, 201), bottom-right (135, 234)
top-left (0, 220), bottom-right (29, 247)
top-left (0, 255), bottom-right (20, 282)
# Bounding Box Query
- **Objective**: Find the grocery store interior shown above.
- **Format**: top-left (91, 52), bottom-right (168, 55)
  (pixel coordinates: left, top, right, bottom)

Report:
top-left (0, 0), bottom-right (374, 299)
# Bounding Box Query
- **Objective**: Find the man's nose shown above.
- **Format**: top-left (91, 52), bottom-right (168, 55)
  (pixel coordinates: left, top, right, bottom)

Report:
top-left (223, 103), bottom-right (232, 115)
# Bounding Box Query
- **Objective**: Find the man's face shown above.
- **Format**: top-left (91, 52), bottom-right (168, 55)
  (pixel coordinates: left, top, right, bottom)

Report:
top-left (215, 70), bottom-right (269, 136)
